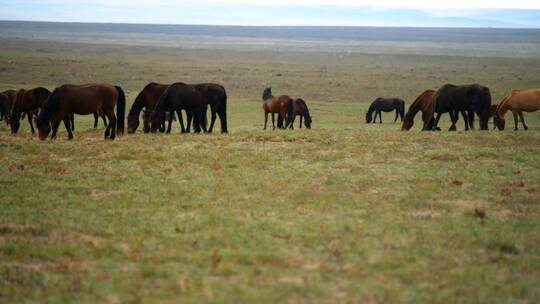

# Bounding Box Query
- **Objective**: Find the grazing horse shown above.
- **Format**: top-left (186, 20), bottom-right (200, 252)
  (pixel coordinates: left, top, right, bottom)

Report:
top-left (402, 90), bottom-right (438, 131)
top-left (262, 88), bottom-right (292, 130)
top-left (150, 83), bottom-right (212, 133)
top-left (494, 89), bottom-right (540, 131)
top-left (128, 82), bottom-right (171, 134)
top-left (432, 84), bottom-right (491, 131)
top-left (36, 84), bottom-right (126, 140)
top-left (286, 98), bottom-right (312, 129)
top-left (10, 87), bottom-right (51, 134)
top-left (0, 90), bottom-right (17, 124)
top-left (366, 98), bottom-right (405, 124)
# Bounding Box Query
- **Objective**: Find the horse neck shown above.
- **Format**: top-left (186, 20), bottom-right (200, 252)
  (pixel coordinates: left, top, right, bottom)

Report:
top-left (129, 91), bottom-right (146, 118)
top-left (496, 96), bottom-right (511, 118)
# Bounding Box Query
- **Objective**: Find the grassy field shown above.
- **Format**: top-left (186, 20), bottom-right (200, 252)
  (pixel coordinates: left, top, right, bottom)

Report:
top-left (1, 33), bottom-right (540, 303)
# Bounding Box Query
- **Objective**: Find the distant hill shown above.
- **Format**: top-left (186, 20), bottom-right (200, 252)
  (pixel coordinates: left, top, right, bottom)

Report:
top-left (1, 21), bottom-right (540, 44)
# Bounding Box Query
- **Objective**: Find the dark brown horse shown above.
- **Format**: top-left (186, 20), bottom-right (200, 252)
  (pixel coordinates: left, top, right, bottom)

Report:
top-left (366, 98), bottom-right (405, 124)
top-left (286, 98), bottom-right (312, 129)
top-left (10, 87), bottom-right (51, 134)
top-left (127, 82), bottom-right (170, 134)
top-left (262, 88), bottom-right (292, 130)
top-left (402, 90), bottom-right (437, 131)
top-left (151, 83), bottom-right (228, 134)
top-left (36, 84), bottom-right (125, 140)
top-left (0, 90), bottom-right (17, 124)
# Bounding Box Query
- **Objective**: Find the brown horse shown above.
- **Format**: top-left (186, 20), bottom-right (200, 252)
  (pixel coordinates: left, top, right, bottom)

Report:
top-left (36, 84), bottom-right (125, 140)
top-left (262, 88), bottom-right (292, 130)
top-left (0, 90), bottom-right (17, 124)
top-left (402, 90), bottom-right (437, 131)
top-left (286, 98), bottom-right (312, 129)
top-left (127, 82), bottom-right (170, 134)
top-left (10, 87), bottom-right (51, 134)
top-left (494, 89), bottom-right (540, 131)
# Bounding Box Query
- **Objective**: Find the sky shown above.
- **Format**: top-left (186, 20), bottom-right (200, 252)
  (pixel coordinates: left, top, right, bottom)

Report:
top-left (1, 0), bottom-right (540, 27)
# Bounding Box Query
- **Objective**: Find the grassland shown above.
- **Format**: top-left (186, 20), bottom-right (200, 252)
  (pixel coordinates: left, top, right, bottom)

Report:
top-left (1, 31), bottom-right (540, 303)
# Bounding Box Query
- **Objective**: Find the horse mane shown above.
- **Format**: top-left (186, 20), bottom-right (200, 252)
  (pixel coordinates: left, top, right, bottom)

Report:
top-left (36, 88), bottom-right (61, 129)
top-left (129, 83), bottom-right (156, 118)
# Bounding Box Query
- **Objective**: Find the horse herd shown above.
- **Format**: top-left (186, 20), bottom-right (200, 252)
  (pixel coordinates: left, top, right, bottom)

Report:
top-left (1, 82), bottom-right (539, 141)
top-left (368, 84), bottom-right (540, 132)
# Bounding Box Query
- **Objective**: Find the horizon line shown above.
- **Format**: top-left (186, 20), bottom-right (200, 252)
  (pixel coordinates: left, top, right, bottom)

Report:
top-left (1, 19), bottom-right (540, 30)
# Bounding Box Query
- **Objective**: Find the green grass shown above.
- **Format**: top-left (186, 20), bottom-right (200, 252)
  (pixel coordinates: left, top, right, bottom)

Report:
top-left (1, 38), bottom-right (540, 303)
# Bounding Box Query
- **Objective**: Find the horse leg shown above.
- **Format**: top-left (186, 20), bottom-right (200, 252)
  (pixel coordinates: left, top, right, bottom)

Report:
top-left (102, 113), bottom-right (108, 127)
top-left (186, 110), bottom-right (193, 133)
top-left (166, 111), bottom-right (174, 134)
top-left (512, 111), bottom-right (519, 131)
top-left (264, 112), bottom-right (268, 130)
top-left (518, 111), bottom-right (528, 130)
top-left (461, 111), bottom-right (469, 131)
top-left (108, 111), bottom-right (117, 140)
top-left (448, 111), bottom-right (457, 131)
top-left (176, 110), bottom-right (186, 133)
top-left (299, 116), bottom-right (303, 129)
top-left (379, 111), bottom-right (383, 124)
top-left (93, 113), bottom-right (98, 128)
top-left (271, 113), bottom-right (276, 130)
top-left (208, 107), bottom-right (218, 133)
top-left (432, 112), bottom-right (443, 131)
top-left (27, 112), bottom-right (36, 134)
top-left (289, 115), bottom-right (295, 130)
top-left (200, 111), bottom-right (208, 133)
top-left (63, 117), bottom-right (74, 140)
top-left (394, 110), bottom-right (399, 123)
top-left (51, 120), bottom-right (61, 140)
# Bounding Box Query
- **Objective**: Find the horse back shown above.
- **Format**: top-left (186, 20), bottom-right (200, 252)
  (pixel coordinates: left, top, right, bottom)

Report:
top-left (57, 84), bottom-right (118, 115)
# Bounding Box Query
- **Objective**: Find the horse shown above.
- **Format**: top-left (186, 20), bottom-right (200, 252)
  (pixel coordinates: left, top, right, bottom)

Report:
top-left (10, 87), bottom-right (51, 134)
top-left (0, 90), bottom-right (17, 124)
top-left (36, 84), bottom-right (125, 140)
top-left (128, 82), bottom-right (171, 134)
top-left (494, 89), bottom-right (540, 131)
top-left (366, 98), bottom-right (405, 124)
top-left (402, 90), bottom-right (437, 131)
top-left (432, 84), bottom-right (491, 131)
top-left (151, 83), bottom-right (227, 134)
top-left (262, 88), bottom-right (292, 130)
top-left (285, 98), bottom-right (312, 129)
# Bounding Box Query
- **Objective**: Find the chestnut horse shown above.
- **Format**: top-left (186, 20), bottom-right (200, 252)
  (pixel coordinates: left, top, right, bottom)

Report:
top-left (402, 90), bottom-right (437, 131)
top-left (262, 88), bottom-right (292, 130)
top-left (0, 90), bottom-right (17, 124)
top-left (286, 98), bottom-right (312, 129)
top-left (10, 87), bottom-right (51, 134)
top-left (494, 89), bottom-right (540, 131)
top-left (37, 84), bottom-right (125, 140)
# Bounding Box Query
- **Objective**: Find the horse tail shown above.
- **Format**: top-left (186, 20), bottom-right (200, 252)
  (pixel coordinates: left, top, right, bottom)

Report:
top-left (286, 98), bottom-right (295, 127)
top-left (217, 86), bottom-right (228, 133)
top-left (115, 86), bottom-right (126, 135)
top-left (399, 100), bottom-right (406, 120)
top-left (36, 88), bottom-right (60, 129)
top-left (298, 99), bottom-right (312, 123)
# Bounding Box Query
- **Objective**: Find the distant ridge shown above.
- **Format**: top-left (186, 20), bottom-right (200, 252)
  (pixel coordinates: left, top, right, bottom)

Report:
top-left (1, 21), bottom-right (540, 44)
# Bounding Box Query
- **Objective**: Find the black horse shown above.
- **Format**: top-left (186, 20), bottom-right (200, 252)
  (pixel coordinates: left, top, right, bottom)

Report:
top-left (286, 98), bottom-right (312, 129)
top-left (366, 98), bottom-right (405, 124)
top-left (432, 84), bottom-right (491, 131)
top-left (151, 83), bottom-right (227, 134)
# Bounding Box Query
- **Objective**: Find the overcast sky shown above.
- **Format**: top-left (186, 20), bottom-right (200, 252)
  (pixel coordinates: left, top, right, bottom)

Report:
top-left (1, 0), bottom-right (540, 27)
